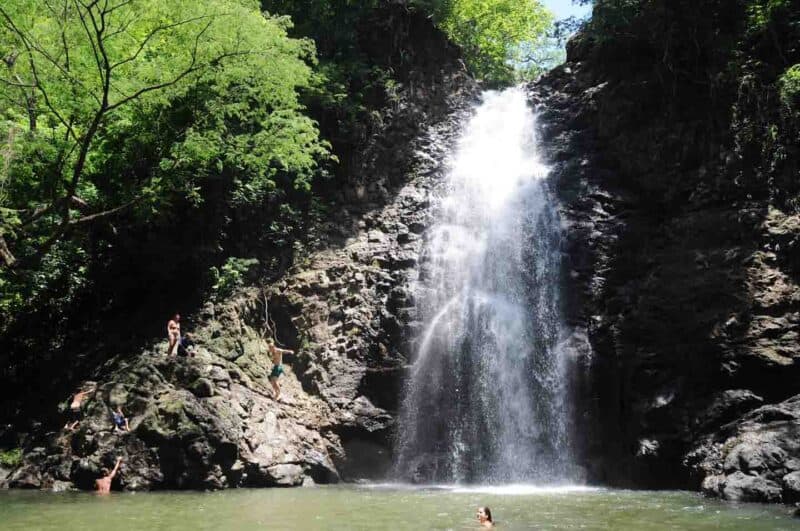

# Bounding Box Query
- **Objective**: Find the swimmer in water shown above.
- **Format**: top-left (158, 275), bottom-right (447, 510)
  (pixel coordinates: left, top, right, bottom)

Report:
top-left (477, 506), bottom-right (494, 528)
top-left (95, 457), bottom-right (122, 494)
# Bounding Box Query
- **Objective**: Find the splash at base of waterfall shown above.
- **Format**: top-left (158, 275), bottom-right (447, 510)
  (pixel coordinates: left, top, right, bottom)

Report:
top-left (392, 87), bottom-right (574, 484)
top-left (365, 483), bottom-right (599, 495)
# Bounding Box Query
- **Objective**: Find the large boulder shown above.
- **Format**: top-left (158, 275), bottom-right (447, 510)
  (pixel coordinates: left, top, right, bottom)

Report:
top-left (690, 394), bottom-right (800, 503)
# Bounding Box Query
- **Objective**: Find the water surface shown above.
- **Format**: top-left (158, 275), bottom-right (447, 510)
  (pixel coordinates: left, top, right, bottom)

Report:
top-left (1, 485), bottom-right (797, 530)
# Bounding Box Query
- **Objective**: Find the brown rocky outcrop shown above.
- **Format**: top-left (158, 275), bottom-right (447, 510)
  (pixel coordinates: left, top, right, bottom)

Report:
top-left (690, 395), bottom-right (800, 503)
top-left (2, 97), bottom-right (474, 490)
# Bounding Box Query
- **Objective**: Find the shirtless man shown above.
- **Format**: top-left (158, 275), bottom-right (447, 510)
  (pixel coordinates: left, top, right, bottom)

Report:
top-left (64, 385), bottom-right (95, 431)
top-left (166, 314), bottom-right (181, 355)
top-left (266, 340), bottom-right (294, 400)
top-left (95, 457), bottom-right (122, 494)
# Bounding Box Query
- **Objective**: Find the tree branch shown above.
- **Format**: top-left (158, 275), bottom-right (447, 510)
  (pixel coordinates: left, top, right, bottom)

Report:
top-left (0, 7), bottom-right (82, 141)
top-left (68, 196), bottom-right (139, 225)
top-left (107, 49), bottom-right (253, 113)
top-left (20, 197), bottom-right (69, 227)
top-left (105, 0), bottom-right (132, 16)
top-left (110, 15), bottom-right (218, 71)
top-left (105, 13), bottom-right (136, 40)
top-left (73, 0), bottom-right (105, 87)
top-left (0, 6), bottom-right (98, 103)
top-left (0, 77), bottom-right (36, 88)
top-left (0, 234), bottom-right (16, 267)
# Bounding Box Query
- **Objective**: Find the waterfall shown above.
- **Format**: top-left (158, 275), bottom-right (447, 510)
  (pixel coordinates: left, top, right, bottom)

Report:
top-left (393, 87), bottom-right (572, 484)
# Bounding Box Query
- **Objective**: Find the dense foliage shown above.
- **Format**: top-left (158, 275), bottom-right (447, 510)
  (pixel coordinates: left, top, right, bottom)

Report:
top-left (578, 0), bottom-right (799, 206)
top-left (0, 0), bottom-right (328, 321)
top-left (0, 0), bottom-right (562, 330)
top-left (418, 0), bottom-right (554, 84)
top-left (266, 0), bottom-right (554, 87)
top-left (0, 0), bottom-right (564, 421)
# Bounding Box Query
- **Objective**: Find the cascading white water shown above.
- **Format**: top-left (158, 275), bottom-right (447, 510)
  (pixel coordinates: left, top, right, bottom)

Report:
top-left (393, 87), bottom-right (571, 484)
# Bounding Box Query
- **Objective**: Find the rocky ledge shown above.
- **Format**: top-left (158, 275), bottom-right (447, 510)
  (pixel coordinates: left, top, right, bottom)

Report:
top-left (690, 394), bottom-right (800, 503)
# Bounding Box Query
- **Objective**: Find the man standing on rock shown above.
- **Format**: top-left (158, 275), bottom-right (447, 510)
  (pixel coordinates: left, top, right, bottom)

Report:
top-left (95, 457), bottom-right (122, 494)
top-left (64, 384), bottom-right (96, 431)
top-left (267, 339), bottom-right (294, 400)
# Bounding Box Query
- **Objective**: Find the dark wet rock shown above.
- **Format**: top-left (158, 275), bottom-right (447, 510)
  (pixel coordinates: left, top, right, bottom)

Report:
top-left (191, 378), bottom-right (215, 398)
top-left (717, 472), bottom-right (783, 503)
top-left (689, 395), bottom-right (800, 503)
top-left (783, 471), bottom-right (800, 503)
top-left (532, 20), bottom-right (800, 503)
top-left (7, 465), bottom-right (42, 489)
top-left (695, 390), bottom-right (764, 432)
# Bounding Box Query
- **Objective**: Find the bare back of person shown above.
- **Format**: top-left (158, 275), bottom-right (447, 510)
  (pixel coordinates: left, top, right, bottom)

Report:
top-left (65, 386), bottom-right (95, 430)
top-left (95, 457), bottom-right (122, 494)
top-left (95, 475), bottom-right (113, 494)
top-left (70, 391), bottom-right (88, 410)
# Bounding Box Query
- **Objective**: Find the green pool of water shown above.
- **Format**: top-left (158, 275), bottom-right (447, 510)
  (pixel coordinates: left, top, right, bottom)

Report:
top-left (0, 484), bottom-right (797, 530)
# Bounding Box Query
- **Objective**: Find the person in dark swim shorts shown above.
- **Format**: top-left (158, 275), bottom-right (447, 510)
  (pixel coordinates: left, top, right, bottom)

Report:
top-left (112, 406), bottom-right (130, 432)
top-left (177, 333), bottom-right (197, 357)
top-left (269, 363), bottom-right (284, 379)
top-left (67, 405), bottom-right (83, 428)
top-left (266, 339), bottom-right (293, 400)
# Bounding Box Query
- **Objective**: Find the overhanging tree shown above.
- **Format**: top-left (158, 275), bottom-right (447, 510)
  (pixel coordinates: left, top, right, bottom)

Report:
top-left (0, 0), bottom-right (329, 320)
top-left (0, 0), bottom-right (327, 270)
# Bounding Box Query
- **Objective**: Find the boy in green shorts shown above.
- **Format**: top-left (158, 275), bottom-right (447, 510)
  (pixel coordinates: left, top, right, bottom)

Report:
top-left (267, 340), bottom-right (294, 400)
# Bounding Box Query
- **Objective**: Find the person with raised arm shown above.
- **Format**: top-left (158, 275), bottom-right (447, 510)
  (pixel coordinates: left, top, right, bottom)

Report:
top-left (95, 457), bottom-right (122, 494)
top-left (266, 339), bottom-right (293, 400)
top-left (64, 384), bottom-right (96, 431)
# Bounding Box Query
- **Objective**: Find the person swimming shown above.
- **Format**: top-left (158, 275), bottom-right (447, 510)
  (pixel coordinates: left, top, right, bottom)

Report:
top-left (477, 506), bottom-right (494, 528)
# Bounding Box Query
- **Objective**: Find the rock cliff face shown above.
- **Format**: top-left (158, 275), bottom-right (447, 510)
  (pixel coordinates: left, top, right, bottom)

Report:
top-left (3, 102), bottom-right (475, 492)
top-left (531, 31), bottom-right (800, 502)
top-left (1, 9), bottom-right (478, 491)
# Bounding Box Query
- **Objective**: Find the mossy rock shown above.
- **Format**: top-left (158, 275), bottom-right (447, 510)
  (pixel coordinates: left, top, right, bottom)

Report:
top-left (0, 448), bottom-right (22, 468)
top-left (191, 378), bottom-right (215, 398)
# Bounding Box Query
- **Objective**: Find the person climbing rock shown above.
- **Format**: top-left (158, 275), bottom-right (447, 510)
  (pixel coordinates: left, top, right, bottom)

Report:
top-left (476, 507), bottom-right (494, 528)
top-left (177, 332), bottom-right (197, 357)
top-left (95, 457), bottom-right (122, 494)
top-left (112, 406), bottom-right (130, 432)
top-left (64, 384), bottom-right (96, 431)
top-left (166, 313), bottom-right (181, 355)
top-left (266, 339), bottom-right (294, 400)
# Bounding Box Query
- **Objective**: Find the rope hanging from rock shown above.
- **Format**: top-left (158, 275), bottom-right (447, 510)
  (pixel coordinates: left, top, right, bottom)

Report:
top-left (260, 290), bottom-right (284, 347)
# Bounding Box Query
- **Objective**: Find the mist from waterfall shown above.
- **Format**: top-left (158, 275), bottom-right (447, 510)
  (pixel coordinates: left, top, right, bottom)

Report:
top-left (392, 87), bottom-right (572, 484)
